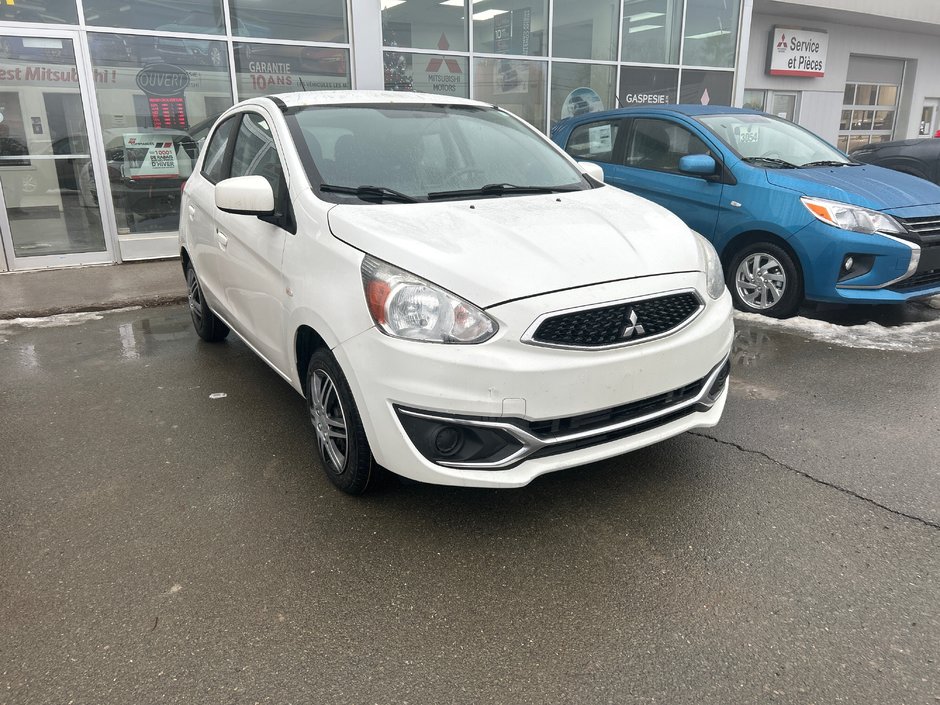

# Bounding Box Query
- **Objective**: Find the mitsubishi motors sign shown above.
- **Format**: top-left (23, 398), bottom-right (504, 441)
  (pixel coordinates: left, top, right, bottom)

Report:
top-left (768, 27), bottom-right (828, 77)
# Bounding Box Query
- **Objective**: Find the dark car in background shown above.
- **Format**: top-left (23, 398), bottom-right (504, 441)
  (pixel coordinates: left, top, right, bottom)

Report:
top-left (851, 138), bottom-right (940, 186)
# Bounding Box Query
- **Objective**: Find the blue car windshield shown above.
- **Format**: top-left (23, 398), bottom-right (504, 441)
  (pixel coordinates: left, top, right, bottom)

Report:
top-left (286, 103), bottom-right (590, 203)
top-left (697, 113), bottom-right (852, 168)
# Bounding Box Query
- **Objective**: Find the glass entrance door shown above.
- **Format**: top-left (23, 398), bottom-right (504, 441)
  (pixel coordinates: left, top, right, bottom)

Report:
top-left (0, 30), bottom-right (114, 270)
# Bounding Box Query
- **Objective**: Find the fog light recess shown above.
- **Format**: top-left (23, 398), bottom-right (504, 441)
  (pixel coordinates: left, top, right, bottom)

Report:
top-left (396, 408), bottom-right (525, 468)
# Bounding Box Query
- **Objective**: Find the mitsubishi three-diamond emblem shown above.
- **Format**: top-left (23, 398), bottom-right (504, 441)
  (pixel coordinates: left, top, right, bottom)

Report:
top-left (621, 308), bottom-right (645, 339)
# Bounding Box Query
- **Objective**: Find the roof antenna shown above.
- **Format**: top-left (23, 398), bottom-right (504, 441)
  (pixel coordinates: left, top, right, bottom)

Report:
top-left (299, 77), bottom-right (307, 91)
top-left (615, 94), bottom-right (624, 108)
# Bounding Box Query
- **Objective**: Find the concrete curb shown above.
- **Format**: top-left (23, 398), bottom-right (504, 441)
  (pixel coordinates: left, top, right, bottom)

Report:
top-left (0, 294), bottom-right (188, 320)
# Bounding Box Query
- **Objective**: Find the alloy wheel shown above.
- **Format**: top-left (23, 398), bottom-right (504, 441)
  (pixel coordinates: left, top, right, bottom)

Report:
top-left (735, 252), bottom-right (787, 310)
top-left (186, 269), bottom-right (203, 326)
top-left (310, 369), bottom-right (349, 473)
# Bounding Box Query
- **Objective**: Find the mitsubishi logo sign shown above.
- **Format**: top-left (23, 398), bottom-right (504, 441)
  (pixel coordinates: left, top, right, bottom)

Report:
top-left (426, 34), bottom-right (462, 74)
top-left (621, 308), bottom-right (645, 339)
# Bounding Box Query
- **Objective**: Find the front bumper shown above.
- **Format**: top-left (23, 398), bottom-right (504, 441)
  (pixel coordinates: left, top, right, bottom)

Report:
top-left (334, 272), bottom-right (734, 488)
top-left (794, 221), bottom-right (940, 304)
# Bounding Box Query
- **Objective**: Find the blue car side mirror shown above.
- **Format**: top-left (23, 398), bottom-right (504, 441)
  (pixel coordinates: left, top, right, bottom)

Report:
top-left (679, 154), bottom-right (718, 177)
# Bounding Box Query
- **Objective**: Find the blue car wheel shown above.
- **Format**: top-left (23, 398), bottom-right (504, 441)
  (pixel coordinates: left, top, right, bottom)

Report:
top-left (728, 242), bottom-right (803, 318)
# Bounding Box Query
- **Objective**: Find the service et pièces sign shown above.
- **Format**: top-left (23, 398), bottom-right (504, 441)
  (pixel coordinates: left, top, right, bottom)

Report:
top-left (768, 27), bottom-right (828, 77)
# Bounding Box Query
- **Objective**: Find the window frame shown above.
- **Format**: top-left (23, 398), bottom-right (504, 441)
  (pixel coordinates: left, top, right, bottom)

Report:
top-left (200, 114), bottom-right (241, 184)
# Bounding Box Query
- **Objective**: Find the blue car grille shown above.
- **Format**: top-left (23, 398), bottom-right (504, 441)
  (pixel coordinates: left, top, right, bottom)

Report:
top-left (897, 215), bottom-right (940, 246)
top-left (531, 292), bottom-right (703, 348)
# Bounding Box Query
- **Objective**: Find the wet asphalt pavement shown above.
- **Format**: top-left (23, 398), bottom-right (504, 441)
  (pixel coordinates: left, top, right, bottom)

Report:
top-left (1, 303), bottom-right (938, 705)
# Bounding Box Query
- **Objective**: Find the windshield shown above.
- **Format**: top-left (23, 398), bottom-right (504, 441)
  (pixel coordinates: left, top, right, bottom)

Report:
top-left (696, 113), bottom-right (852, 168)
top-left (286, 103), bottom-right (590, 203)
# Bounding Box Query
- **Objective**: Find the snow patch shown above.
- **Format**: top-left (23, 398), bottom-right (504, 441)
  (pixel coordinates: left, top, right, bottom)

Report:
top-left (734, 311), bottom-right (940, 352)
top-left (209, 392), bottom-right (227, 399)
top-left (0, 307), bottom-right (141, 329)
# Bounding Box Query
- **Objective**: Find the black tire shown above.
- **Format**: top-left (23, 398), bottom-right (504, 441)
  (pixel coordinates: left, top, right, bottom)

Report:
top-left (727, 242), bottom-right (803, 319)
top-left (306, 349), bottom-right (376, 495)
top-left (185, 263), bottom-right (229, 342)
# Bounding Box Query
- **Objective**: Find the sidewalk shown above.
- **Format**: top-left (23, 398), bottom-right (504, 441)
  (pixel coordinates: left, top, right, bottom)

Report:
top-left (0, 259), bottom-right (187, 319)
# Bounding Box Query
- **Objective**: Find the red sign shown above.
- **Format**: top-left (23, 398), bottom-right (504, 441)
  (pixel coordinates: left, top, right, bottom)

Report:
top-left (149, 96), bottom-right (188, 130)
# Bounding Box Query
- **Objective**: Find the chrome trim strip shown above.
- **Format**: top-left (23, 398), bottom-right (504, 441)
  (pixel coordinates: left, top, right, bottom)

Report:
top-left (520, 288), bottom-right (705, 351)
top-left (398, 354), bottom-right (730, 470)
top-left (212, 310), bottom-right (294, 385)
top-left (837, 233), bottom-right (922, 290)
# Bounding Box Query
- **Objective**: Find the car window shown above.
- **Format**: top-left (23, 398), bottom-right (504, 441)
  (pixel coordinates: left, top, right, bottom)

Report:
top-left (626, 118), bottom-right (711, 172)
top-left (230, 112), bottom-right (285, 201)
top-left (565, 119), bottom-right (620, 163)
top-left (201, 116), bottom-right (238, 183)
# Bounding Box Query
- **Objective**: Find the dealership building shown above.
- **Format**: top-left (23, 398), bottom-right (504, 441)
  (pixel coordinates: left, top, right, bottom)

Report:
top-left (0, 0), bottom-right (939, 272)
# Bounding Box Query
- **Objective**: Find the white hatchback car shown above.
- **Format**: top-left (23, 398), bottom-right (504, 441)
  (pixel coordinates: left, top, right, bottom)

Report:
top-left (180, 91), bottom-right (733, 494)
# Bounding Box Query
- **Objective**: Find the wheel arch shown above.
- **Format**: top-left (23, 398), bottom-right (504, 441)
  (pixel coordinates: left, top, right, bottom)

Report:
top-left (719, 230), bottom-right (803, 279)
top-left (295, 324), bottom-right (330, 393)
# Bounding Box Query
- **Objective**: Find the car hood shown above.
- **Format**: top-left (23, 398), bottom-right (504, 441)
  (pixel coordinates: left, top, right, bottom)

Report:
top-left (763, 164), bottom-right (940, 210)
top-left (327, 187), bottom-right (700, 307)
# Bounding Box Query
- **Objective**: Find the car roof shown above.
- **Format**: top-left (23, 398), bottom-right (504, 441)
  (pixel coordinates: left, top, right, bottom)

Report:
top-left (252, 90), bottom-right (488, 110)
top-left (560, 103), bottom-right (765, 124)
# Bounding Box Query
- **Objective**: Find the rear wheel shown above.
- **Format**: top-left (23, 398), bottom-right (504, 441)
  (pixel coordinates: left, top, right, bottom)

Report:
top-left (306, 349), bottom-right (377, 495)
top-left (185, 263), bottom-right (229, 342)
top-left (727, 242), bottom-right (803, 318)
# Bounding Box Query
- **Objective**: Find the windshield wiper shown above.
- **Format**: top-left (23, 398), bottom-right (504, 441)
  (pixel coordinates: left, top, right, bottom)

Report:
top-left (427, 183), bottom-right (580, 201)
top-left (800, 160), bottom-right (857, 168)
top-left (742, 156), bottom-right (798, 169)
top-left (319, 183), bottom-right (418, 203)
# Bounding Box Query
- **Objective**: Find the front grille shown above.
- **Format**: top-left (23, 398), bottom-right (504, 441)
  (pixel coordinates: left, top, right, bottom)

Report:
top-left (897, 215), bottom-right (940, 246)
top-left (530, 291), bottom-right (702, 348)
top-left (891, 269), bottom-right (940, 291)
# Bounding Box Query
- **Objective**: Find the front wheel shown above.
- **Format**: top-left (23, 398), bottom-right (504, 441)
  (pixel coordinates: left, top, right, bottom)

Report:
top-left (185, 263), bottom-right (229, 342)
top-left (306, 349), bottom-right (377, 495)
top-left (727, 242), bottom-right (803, 318)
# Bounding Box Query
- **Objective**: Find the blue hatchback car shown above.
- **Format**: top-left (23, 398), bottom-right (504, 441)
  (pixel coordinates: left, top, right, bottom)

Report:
top-left (551, 105), bottom-right (940, 317)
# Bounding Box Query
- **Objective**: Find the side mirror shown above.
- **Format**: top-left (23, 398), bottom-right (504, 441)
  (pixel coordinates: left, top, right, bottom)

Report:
top-left (215, 175), bottom-right (275, 216)
top-left (678, 154), bottom-right (718, 177)
top-left (578, 161), bottom-right (605, 183)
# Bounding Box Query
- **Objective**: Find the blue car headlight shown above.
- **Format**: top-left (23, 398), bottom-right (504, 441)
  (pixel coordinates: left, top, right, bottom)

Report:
top-left (801, 197), bottom-right (905, 235)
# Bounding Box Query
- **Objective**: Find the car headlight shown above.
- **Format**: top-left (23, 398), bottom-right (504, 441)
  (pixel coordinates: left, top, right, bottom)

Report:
top-left (693, 232), bottom-right (726, 300)
top-left (361, 255), bottom-right (497, 343)
top-left (801, 197), bottom-right (904, 235)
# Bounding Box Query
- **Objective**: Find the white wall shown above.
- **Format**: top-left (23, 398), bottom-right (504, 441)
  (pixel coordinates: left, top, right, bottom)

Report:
top-left (746, 11), bottom-right (940, 141)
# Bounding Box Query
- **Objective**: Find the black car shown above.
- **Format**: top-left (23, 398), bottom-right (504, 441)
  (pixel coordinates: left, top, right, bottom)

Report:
top-left (851, 137), bottom-right (940, 186)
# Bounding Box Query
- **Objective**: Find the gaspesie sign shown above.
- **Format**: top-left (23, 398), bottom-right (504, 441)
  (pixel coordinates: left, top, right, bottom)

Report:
top-left (767, 27), bottom-right (828, 77)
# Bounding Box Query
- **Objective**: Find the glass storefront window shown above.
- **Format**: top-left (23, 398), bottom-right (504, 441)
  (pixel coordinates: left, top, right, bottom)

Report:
top-left (742, 89), bottom-right (766, 111)
top-left (550, 63), bottom-right (614, 127)
top-left (473, 1), bottom-right (547, 56)
top-left (473, 57), bottom-right (547, 131)
top-left (552, 0), bottom-right (618, 61)
top-left (619, 66), bottom-right (677, 105)
top-left (620, 0), bottom-right (681, 64)
top-left (383, 52), bottom-right (468, 97)
top-left (682, 0), bottom-right (739, 68)
top-left (230, 0), bottom-right (347, 43)
top-left (876, 85), bottom-right (898, 106)
top-left (0, 1), bottom-right (77, 25)
top-left (235, 44), bottom-right (350, 99)
top-left (84, 0), bottom-right (224, 34)
top-left (382, 0), bottom-right (467, 52)
top-left (88, 33), bottom-right (233, 235)
top-left (680, 69), bottom-right (733, 106)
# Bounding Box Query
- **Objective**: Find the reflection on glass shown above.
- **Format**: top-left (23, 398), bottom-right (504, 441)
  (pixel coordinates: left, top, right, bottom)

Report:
top-left (382, 0), bottom-right (466, 52)
top-left (876, 85), bottom-right (898, 106)
top-left (873, 110), bottom-right (894, 131)
top-left (621, 0), bottom-right (681, 64)
top-left (851, 110), bottom-right (874, 130)
top-left (383, 52), bottom-right (468, 98)
top-left (550, 63), bottom-right (614, 126)
top-left (231, 0), bottom-right (347, 43)
top-left (235, 44), bottom-right (350, 99)
top-left (0, 37), bottom-right (107, 257)
top-left (473, 57), bottom-right (547, 131)
top-left (619, 66), bottom-right (677, 105)
top-left (473, 1), bottom-right (547, 56)
top-left (854, 84), bottom-right (876, 105)
top-left (680, 69), bottom-right (732, 106)
top-left (837, 135), bottom-right (848, 152)
top-left (847, 135), bottom-right (870, 153)
top-left (84, 0), bottom-right (224, 33)
top-left (742, 89), bottom-right (765, 111)
top-left (89, 33), bottom-right (233, 235)
top-left (552, 0), bottom-right (618, 61)
top-left (0, 1), bottom-right (77, 24)
top-left (842, 85), bottom-right (855, 104)
top-left (840, 110), bottom-right (852, 131)
top-left (682, 0), bottom-right (739, 68)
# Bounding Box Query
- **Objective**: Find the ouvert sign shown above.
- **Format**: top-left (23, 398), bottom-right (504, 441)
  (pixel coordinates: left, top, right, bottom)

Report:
top-left (767, 26), bottom-right (828, 77)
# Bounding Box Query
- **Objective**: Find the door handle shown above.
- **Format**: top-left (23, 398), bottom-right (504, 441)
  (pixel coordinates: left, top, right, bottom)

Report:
top-left (216, 230), bottom-right (228, 251)
top-left (188, 205), bottom-right (196, 221)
